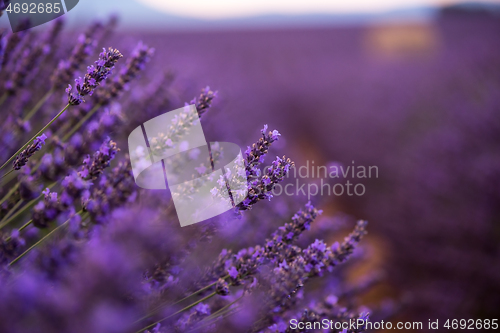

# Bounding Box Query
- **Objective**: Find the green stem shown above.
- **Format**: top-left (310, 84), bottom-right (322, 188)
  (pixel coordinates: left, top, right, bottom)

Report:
top-left (200, 295), bottom-right (243, 324)
top-left (0, 199), bottom-right (23, 225)
top-left (1, 169), bottom-right (14, 180)
top-left (9, 222), bottom-right (66, 266)
top-left (0, 184), bottom-right (19, 206)
top-left (174, 277), bottom-right (228, 306)
top-left (0, 168), bottom-right (17, 184)
top-left (0, 181), bottom-right (56, 230)
top-left (188, 306), bottom-right (240, 332)
top-left (5, 219), bottom-right (32, 242)
top-left (18, 219), bottom-right (32, 233)
top-left (8, 210), bottom-right (84, 267)
top-left (23, 90), bottom-right (54, 122)
top-left (136, 275), bottom-right (230, 324)
top-left (1, 103), bottom-right (100, 210)
top-left (0, 103), bottom-right (71, 172)
top-left (135, 292), bottom-right (217, 333)
top-left (0, 199), bottom-right (36, 230)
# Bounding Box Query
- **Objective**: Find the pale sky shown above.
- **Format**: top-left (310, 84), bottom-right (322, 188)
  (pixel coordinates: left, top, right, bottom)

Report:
top-left (137, 0), bottom-right (499, 19)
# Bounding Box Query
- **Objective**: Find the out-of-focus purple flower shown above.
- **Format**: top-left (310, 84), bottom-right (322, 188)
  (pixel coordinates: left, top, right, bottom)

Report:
top-left (60, 171), bottom-right (90, 205)
top-left (84, 159), bottom-right (136, 224)
top-left (0, 20), bottom-right (30, 69)
top-left (51, 34), bottom-right (97, 90)
top-left (32, 188), bottom-right (64, 228)
top-left (38, 147), bottom-right (66, 181)
top-left (174, 302), bottom-right (212, 331)
top-left (5, 36), bottom-right (51, 95)
top-left (328, 220), bottom-right (368, 268)
top-left (12, 133), bottom-right (47, 170)
top-left (0, 229), bottom-right (25, 267)
top-left (19, 172), bottom-right (41, 200)
top-left (78, 138), bottom-right (119, 180)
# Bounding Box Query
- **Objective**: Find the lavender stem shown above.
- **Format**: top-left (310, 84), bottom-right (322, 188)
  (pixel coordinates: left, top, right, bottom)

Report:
top-left (0, 103), bottom-right (70, 172)
top-left (4, 218), bottom-right (32, 243)
top-left (0, 169), bottom-right (13, 180)
top-left (0, 183), bottom-right (18, 206)
top-left (137, 275), bottom-right (230, 323)
top-left (197, 295), bottom-right (243, 325)
top-left (136, 292), bottom-right (217, 333)
top-left (23, 89), bottom-right (54, 122)
top-left (0, 199), bottom-right (23, 225)
top-left (0, 181), bottom-right (57, 230)
top-left (8, 210), bottom-right (85, 267)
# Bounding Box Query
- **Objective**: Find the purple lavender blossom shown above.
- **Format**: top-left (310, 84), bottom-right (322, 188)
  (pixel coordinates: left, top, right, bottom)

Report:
top-left (66, 47), bottom-right (123, 105)
top-left (19, 172), bottom-right (41, 200)
top-left (0, 18), bottom-right (391, 333)
top-left (190, 86), bottom-right (218, 117)
top-left (196, 202), bottom-right (322, 291)
top-left (12, 133), bottom-right (47, 170)
top-left (251, 221), bottom-right (368, 331)
top-left (245, 125), bottom-right (283, 179)
top-left (264, 202), bottom-right (323, 264)
top-left (95, 42), bottom-right (155, 105)
top-left (238, 155), bottom-right (294, 211)
top-left (78, 138), bottom-right (119, 180)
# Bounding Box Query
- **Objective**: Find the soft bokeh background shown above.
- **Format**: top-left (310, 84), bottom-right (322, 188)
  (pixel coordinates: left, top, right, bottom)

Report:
top-left (3, 0), bottom-right (499, 331)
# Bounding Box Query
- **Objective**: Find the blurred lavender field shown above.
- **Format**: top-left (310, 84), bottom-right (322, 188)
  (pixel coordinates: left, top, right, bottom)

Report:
top-left (121, 11), bottom-right (500, 324)
top-left (0, 5), bottom-right (499, 333)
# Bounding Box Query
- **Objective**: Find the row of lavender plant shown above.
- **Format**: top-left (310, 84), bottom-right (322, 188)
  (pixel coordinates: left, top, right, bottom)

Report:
top-left (0, 17), bottom-right (381, 333)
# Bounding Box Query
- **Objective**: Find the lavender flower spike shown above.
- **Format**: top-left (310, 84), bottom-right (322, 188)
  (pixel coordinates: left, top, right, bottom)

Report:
top-left (12, 134), bottom-right (47, 170)
top-left (78, 138), bottom-right (119, 180)
top-left (66, 47), bottom-right (123, 105)
top-left (245, 125), bottom-right (282, 179)
top-left (95, 41), bottom-right (155, 105)
top-left (190, 86), bottom-right (218, 117)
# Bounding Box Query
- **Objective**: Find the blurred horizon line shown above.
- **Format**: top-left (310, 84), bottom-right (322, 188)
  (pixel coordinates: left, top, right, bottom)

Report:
top-left (0, 0), bottom-right (499, 33)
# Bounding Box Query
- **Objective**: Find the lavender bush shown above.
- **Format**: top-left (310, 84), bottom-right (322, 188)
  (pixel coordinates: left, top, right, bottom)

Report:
top-left (0, 17), bottom-right (387, 333)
